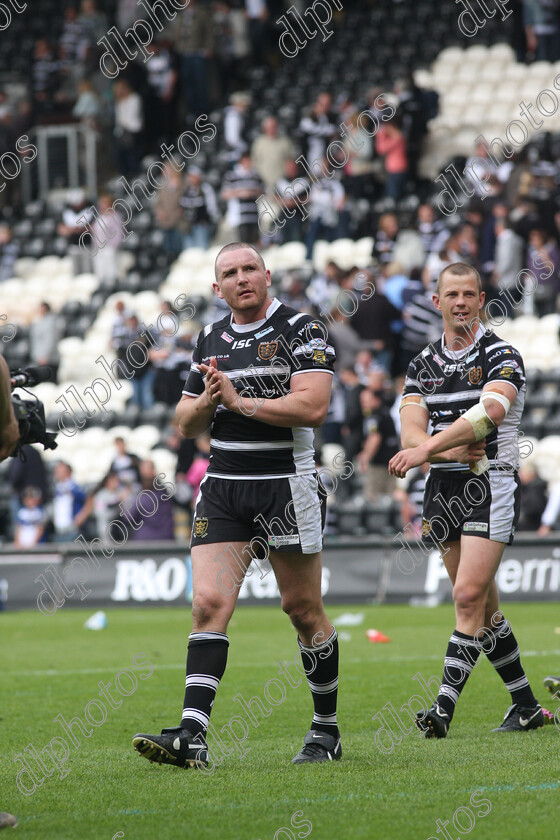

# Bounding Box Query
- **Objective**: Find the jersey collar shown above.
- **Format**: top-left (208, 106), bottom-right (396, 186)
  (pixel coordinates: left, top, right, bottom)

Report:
top-left (441, 322), bottom-right (486, 360)
top-left (229, 297), bottom-right (281, 333)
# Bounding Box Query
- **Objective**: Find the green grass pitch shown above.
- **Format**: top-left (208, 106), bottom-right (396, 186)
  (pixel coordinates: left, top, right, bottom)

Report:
top-left (2, 602), bottom-right (559, 840)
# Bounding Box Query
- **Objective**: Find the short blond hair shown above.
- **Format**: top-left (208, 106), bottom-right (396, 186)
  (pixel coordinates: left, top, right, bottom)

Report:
top-left (437, 262), bottom-right (482, 295)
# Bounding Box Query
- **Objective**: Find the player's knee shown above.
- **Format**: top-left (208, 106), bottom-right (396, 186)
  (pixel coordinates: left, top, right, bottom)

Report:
top-left (282, 597), bottom-right (318, 634)
top-left (191, 591), bottom-right (229, 627)
top-left (452, 583), bottom-right (485, 612)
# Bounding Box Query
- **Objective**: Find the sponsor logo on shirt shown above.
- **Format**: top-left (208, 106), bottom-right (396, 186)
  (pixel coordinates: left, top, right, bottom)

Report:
top-left (255, 325), bottom-right (274, 339)
top-left (488, 348), bottom-right (512, 362)
top-left (499, 366), bottom-right (515, 378)
top-left (221, 332), bottom-right (233, 343)
top-left (312, 349), bottom-right (328, 364)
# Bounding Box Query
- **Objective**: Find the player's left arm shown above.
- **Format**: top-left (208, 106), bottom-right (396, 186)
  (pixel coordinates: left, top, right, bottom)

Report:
top-left (389, 382), bottom-right (517, 477)
top-left (199, 363), bottom-right (333, 427)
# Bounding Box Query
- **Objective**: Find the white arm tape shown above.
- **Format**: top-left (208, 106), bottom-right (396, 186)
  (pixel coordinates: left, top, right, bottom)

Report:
top-left (400, 395), bottom-right (428, 412)
top-left (461, 402), bottom-right (495, 440)
top-left (480, 390), bottom-right (511, 415)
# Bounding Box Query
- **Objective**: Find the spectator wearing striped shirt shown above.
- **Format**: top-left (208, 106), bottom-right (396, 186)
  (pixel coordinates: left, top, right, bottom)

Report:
top-left (221, 153), bottom-right (264, 244)
top-left (181, 167), bottom-right (219, 251)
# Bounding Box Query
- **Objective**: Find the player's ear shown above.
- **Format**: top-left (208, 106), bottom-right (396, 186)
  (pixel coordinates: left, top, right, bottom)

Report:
top-left (213, 281), bottom-right (224, 299)
top-left (432, 292), bottom-right (441, 311)
top-left (478, 290), bottom-right (485, 310)
top-left (265, 269), bottom-right (271, 287)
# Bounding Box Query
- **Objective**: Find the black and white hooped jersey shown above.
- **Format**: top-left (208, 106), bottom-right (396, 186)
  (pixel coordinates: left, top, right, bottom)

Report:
top-left (182, 298), bottom-right (336, 479)
top-left (402, 324), bottom-right (526, 473)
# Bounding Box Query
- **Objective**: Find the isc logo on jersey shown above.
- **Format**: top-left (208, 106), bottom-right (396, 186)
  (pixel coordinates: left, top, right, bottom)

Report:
top-left (232, 337), bottom-right (254, 349)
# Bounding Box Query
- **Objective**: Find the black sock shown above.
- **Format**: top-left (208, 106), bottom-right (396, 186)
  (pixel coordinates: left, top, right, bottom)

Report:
top-left (484, 618), bottom-right (537, 708)
top-left (180, 631), bottom-right (229, 736)
top-left (436, 629), bottom-right (481, 720)
top-left (298, 627), bottom-right (339, 738)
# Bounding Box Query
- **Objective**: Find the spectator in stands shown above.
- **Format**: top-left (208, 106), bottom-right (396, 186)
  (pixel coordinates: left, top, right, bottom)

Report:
top-left (221, 153), bottom-right (264, 243)
top-left (538, 480), bottom-right (560, 535)
top-left (399, 274), bottom-right (442, 372)
top-left (491, 213), bottom-right (524, 317)
top-left (92, 193), bottom-right (124, 285)
top-left (325, 306), bottom-right (361, 372)
top-left (272, 159), bottom-right (309, 244)
top-left (113, 79), bottom-right (143, 178)
top-left (51, 461), bottom-right (86, 542)
top-left (121, 314), bottom-right (156, 410)
top-left (350, 275), bottom-right (401, 373)
top-left (394, 75), bottom-right (430, 185)
top-left (251, 116), bottom-right (295, 190)
top-left (164, 418), bottom-right (197, 508)
top-left (524, 0), bottom-right (560, 62)
top-left (379, 261), bottom-right (409, 311)
top-left (464, 141), bottom-right (499, 198)
top-left (150, 301), bottom-right (193, 405)
top-left (416, 204), bottom-right (447, 254)
top-left (306, 260), bottom-right (342, 314)
top-left (73, 468), bottom-right (128, 540)
top-left (0, 225), bottom-right (18, 282)
top-left (14, 487), bottom-right (48, 548)
top-left (145, 41), bottom-right (178, 149)
top-left (77, 0), bottom-right (108, 51)
top-left (245, 0), bottom-right (268, 66)
top-left (59, 4), bottom-right (86, 64)
top-left (341, 110), bottom-right (374, 198)
top-left (375, 117), bottom-right (408, 202)
top-left (172, 0), bottom-right (214, 121)
top-left (126, 459), bottom-right (175, 541)
top-left (518, 464), bottom-right (548, 531)
top-left (72, 79), bottom-right (101, 130)
top-left (213, 1), bottom-right (250, 97)
top-left (304, 168), bottom-right (347, 259)
top-left (298, 91), bottom-right (338, 162)
top-left (223, 91), bottom-right (251, 163)
top-left (110, 436), bottom-right (141, 486)
top-left (186, 432), bottom-right (211, 504)
top-left (422, 229), bottom-right (463, 286)
top-left (57, 188), bottom-right (95, 274)
top-left (356, 387), bottom-right (399, 501)
top-left (526, 227), bottom-right (560, 316)
top-left (155, 164), bottom-right (185, 257)
top-left (180, 166), bottom-right (219, 250)
top-left (29, 302), bottom-right (62, 383)
top-left (111, 299), bottom-right (133, 355)
top-left (372, 213), bottom-right (399, 265)
top-left (9, 444), bottom-right (48, 532)
top-left (31, 39), bottom-right (60, 118)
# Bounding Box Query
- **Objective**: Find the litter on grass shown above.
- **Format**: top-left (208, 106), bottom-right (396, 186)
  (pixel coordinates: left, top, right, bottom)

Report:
top-left (84, 610), bottom-right (107, 630)
top-left (332, 612), bottom-right (365, 627)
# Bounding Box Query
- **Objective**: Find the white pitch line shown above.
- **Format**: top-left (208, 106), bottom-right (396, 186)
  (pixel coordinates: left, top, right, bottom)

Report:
top-left (7, 649), bottom-right (560, 678)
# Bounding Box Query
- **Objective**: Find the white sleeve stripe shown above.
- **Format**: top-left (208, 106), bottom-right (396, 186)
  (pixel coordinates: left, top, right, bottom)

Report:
top-left (290, 368), bottom-right (334, 377)
top-left (181, 390), bottom-right (200, 397)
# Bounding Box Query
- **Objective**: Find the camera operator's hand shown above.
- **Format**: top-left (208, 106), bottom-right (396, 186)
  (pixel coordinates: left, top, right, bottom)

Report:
top-left (0, 356), bottom-right (19, 461)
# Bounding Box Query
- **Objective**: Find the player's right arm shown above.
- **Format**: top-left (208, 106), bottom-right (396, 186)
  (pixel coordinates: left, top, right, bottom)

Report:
top-left (399, 394), bottom-right (486, 465)
top-left (176, 343), bottom-right (220, 439)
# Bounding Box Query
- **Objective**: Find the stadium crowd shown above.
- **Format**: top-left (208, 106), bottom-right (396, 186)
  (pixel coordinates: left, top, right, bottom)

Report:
top-left (1, 0), bottom-right (560, 544)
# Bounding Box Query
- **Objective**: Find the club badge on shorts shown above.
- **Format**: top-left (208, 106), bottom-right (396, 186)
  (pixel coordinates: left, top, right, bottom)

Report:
top-left (258, 341), bottom-right (278, 360)
top-left (193, 517), bottom-right (209, 538)
top-left (468, 366), bottom-right (482, 385)
top-left (421, 518), bottom-right (432, 536)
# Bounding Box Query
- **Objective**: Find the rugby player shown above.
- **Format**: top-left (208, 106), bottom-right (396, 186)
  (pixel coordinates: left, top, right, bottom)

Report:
top-left (133, 243), bottom-right (341, 767)
top-left (388, 262), bottom-right (543, 737)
